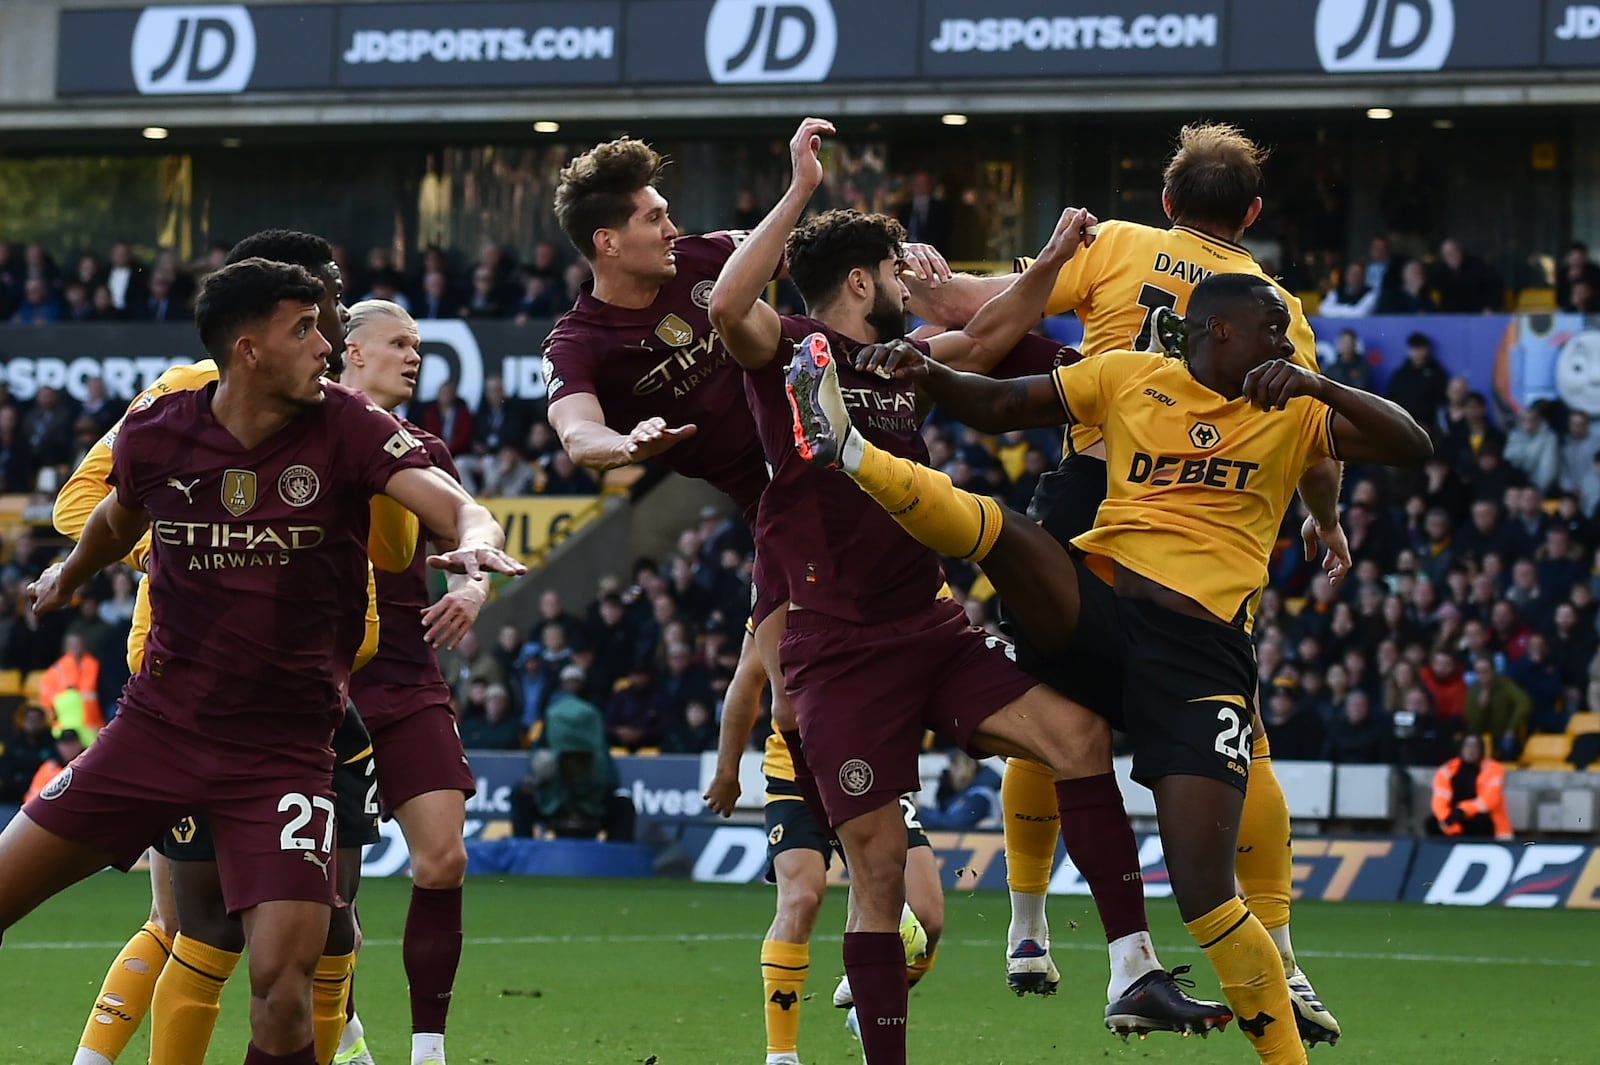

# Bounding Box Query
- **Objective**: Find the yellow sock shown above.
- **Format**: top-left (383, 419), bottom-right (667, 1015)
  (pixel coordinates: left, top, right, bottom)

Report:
top-left (313, 951), bottom-right (355, 1065)
top-left (1002, 758), bottom-right (1059, 896)
top-left (1237, 731), bottom-right (1292, 935)
top-left (1184, 898), bottom-right (1306, 1065)
top-left (906, 943), bottom-right (939, 988)
top-left (150, 934), bottom-right (241, 1065)
top-left (760, 939), bottom-right (809, 1055)
top-left (853, 441), bottom-right (1003, 561)
top-left (77, 920), bottom-right (172, 1061)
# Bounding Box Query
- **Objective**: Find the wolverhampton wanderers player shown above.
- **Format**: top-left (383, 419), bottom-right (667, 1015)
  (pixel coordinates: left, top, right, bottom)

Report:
top-left (705, 621), bottom-right (940, 1065)
top-left (914, 123), bottom-right (1347, 1043)
top-left (788, 272), bottom-right (1432, 1065)
top-left (54, 230), bottom-right (411, 1065)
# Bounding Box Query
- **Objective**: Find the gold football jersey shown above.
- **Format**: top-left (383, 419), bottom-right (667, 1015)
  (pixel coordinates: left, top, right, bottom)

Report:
top-left (1053, 351), bottom-right (1335, 631)
top-left (1020, 221), bottom-right (1320, 455)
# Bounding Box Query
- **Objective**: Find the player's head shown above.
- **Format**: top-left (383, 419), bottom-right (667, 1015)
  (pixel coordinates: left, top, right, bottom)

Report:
top-left (341, 299), bottom-right (421, 411)
top-left (226, 229), bottom-right (347, 369)
top-left (1167, 272), bottom-right (1293, 387)
top-left (195, 258), bottom-right (331, 407)
top-left (1160, 123), bottom-right (1267, 237)
top-left (554, 137), bottom-right (676, 282)
top-left (785, 209), bottom-right (909, 342)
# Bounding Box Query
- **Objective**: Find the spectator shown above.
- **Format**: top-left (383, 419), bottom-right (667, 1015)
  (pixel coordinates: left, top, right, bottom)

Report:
top-left (438, 629), bottom-right (503, 707)
top-left (104, 242), bottom-right (145, 313)
top-left (415, 270), bottom-right (460, 320)
top-left (1421, 650), bottom-right (1468, 722)
top-left (513, 275), bottom-right (564, 322)
top-left (1324, 330), bottom-right (1371, 391)
top-left (459, 683), bottom-right (523, 750)
top-left (1443, 392), bottom-right (1504, 479)
top-left (1464, 654), bottom-right (1532, 759)
top-left (523, 664), bottom-right (627, 839)
top-left (60, 281), bottom-right (94, 322)
top-left (897, 171), bottom-right (952, 248)
top-left (1504, 405), bottom-right (1560, 494)
top-left (0, 705), bottom-right (55, 802)
top-left (138, 271), bottom-right (185, 321)
top-left (471, 447), bottom-right (535, 497)
top-left (1364, 234), bottom-right (1404, 296)
top-left (23, 385), bottom-right (76, 468)
top-left (1377, 259), bottom-right (1438, 314)
top-left (1263, 680), bottom-right (1325, 761)
top-left (37, 631), bottom-right (103, 731)
top-left (604, 665), bottom-right (668, 751)
top-left (659, 641), bottom-right (714, 720)
top-left (1428, 734), bottom-right (1512, 839)
top-left (513, 644), bottom-right (554, 732)
top-left (12, 278), bottom-right (60, 324)
top-left (1322, 689), bottom-right (1390, 764)
top-left (472, 375), bottom-right (532, 461)
top-left (463, 267), bottom-right (507, 319)
top-left (1386, 333), bottom-right (1449, 428)
top-left (1560, 412), bottom-right (1596, 496)
top-left (1432, 238), bottom-right (1504, 313)
top-left (1456, 500), bottom-right (1514, 565)
top-left (1557, 240), bottom-right (1600, 312)
top-left (541, 451), bottom-right (599, 495)
top-left (23, 727), bottom-right (86, 804)
top-left (1318, 261), bottom-right (1379, 317)
top-left (534, 590), bottom-right (584, 649)
top-left (1550, 601), bottom-right (1597, 688)
top-left (1508, 633), bottom-right (1567, 735)
top-left (661, 698), bottom-right (718, 753)
top-left (0, 405), bottom-right (38, 493)
top-left (917, 751), bottom-right (1003, 829)
top-left (80, 376), bottom-right (119, 435)
top-left (419, 380), bottom-right (475, 456)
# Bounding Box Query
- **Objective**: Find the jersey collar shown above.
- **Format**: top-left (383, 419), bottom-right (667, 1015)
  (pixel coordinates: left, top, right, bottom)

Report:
top-left (1172, 225), bottom-right (1251, 258)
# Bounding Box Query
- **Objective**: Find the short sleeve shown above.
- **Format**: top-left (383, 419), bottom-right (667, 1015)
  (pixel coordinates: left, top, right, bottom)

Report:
top-left (1050, 356), bottom-right (1118, 432)
top-left (339, 395), bottom-right (436, 495)
top-left (1304, 400), bottom-right (1338, 466)
top-left (107, 411), bottom-right (157, 512)
top-left (1279, 285), bottom-right (1321, 373)
top-left (541, 326), bottom-right (599, 403)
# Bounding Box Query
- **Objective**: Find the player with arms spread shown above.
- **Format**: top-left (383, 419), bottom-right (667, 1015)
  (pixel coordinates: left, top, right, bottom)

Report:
top-left (0, 259), bottom-right (522, 1065)
top-left (789, 271), bottom-right (1432, 1065)
top-left (913, 124), bottom-right (1348, 1041)
top-left (709, 117), bottom-right (1232, 1065)
top-left (544, 135), bottom-right (954, 1065)
top-left (335, 299), bottom-right (486, 1065)
top-left (52, 229), bottom-right (412, 1065)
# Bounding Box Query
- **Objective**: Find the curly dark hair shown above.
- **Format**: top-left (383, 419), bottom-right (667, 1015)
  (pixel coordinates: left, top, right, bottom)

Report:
top-left (784, 209), bottom-right (905, 311)
top-left (195, 258), bottom-right (325, 367)
top-left (554, 137), bottom-right (668, 260)
top-left (225, 229), bottom-right (334, 272)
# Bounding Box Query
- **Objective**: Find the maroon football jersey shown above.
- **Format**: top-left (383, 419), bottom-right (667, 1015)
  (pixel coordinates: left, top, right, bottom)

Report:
top-left (352, 420), bottom-right (457, 691)
top-left (745, 317), bottom-right (946, 625)
top-left (109, 382), bottom-right (433, 746)
top-left (990, 331), bottom-right (1081, 380)
top-left (541, 232), bottom-right (769, 518)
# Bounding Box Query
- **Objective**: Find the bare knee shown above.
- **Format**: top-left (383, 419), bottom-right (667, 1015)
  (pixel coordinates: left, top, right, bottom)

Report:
top-left (412, 838), bottom-right (468, 889)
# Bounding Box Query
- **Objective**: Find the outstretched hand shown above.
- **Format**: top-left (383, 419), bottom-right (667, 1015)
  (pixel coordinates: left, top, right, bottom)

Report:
top-left (789, 117), bottom-right (836, 194)
top-left (622, 417), bottom-right (697, 463)
top-left (427, 543), bottom-right (527, 581)
top-left (1301, 514), bottom-right (1352, 587)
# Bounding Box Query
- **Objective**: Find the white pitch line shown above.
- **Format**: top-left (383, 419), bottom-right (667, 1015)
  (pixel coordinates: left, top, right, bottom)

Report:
top-left (5, 932), bottom-right (1594, 969)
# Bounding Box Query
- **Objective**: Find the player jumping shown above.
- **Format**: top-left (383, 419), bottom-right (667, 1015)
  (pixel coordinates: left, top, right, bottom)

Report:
top-left (789, 271), bottom-right (1432, 1064)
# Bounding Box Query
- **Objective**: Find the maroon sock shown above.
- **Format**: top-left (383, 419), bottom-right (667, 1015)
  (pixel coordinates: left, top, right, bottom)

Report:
top-left (779, 729), bottom-right (835, 839)
top-left (404, 885), bottom-right (464, 1033)
top-left (843, 931), bottom-right (909, 1065)
top-left (345, 967), bottom-right (357, 1022)
top-left (1055, 774), bottom-right (1148, 942)
top-left (242, 1043), bottom-right (316, 1065)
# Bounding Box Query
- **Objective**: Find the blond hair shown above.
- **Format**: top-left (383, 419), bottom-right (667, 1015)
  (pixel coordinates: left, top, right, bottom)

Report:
top-left (1163, 123), bottom-right (1268, 232)
top-left (345, 298), bottom-right (414, 339)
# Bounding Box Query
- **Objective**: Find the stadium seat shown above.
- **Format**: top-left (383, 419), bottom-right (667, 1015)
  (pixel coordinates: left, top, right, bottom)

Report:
top-left (0, 669), bottom-right (21, 697)
top-left (1515, 287), bottom-right (1557, 311)
top-left (22, 671), bottom-right (42, 704)
top-left (1520, 733), bottom-right (1574, 770)
top-left (1295, 291), bottom-right (1321, 315)
top-left (1566, 712), bottom-right (1600, 736)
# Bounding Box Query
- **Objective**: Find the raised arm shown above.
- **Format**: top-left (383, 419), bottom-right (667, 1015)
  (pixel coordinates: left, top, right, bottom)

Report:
top-left (1244, 362), bottom-right (1434, 466)
top-left (924, 207), bottom-right (1095, 373)
top-left (906, 271), bottom-right (1013, 329)
top-left (708, 117), bottom-right (834, 369)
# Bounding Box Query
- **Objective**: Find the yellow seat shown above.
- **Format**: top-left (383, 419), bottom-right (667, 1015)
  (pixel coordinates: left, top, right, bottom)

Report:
top-left (22, 671), bottom-right (42, 704)
top-left (1520, 733), bottom-right (1574, 769)
top-left (1566, 712), bottom-right (1600, 736)
top-left (1296, 291), bottom-right (1322, 315)
top-left (1515, 287), bottom-right (1557, 312)
top-left (0, 669), bottom-right (21, 698)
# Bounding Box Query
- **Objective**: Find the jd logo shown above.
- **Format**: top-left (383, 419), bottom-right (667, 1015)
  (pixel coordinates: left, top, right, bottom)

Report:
top-left (1314, 0), bottom-right (1454, 72)
top-left (705, 0), bottom-right (838, 84)
top-left (414, 319), bottom-right (486, 410)
top-left (131, 6), bottom-right (257, 95)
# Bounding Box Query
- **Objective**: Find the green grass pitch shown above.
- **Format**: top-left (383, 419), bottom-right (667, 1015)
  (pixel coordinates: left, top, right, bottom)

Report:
top-left (1, 873), bottom-right (1593, 1063)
